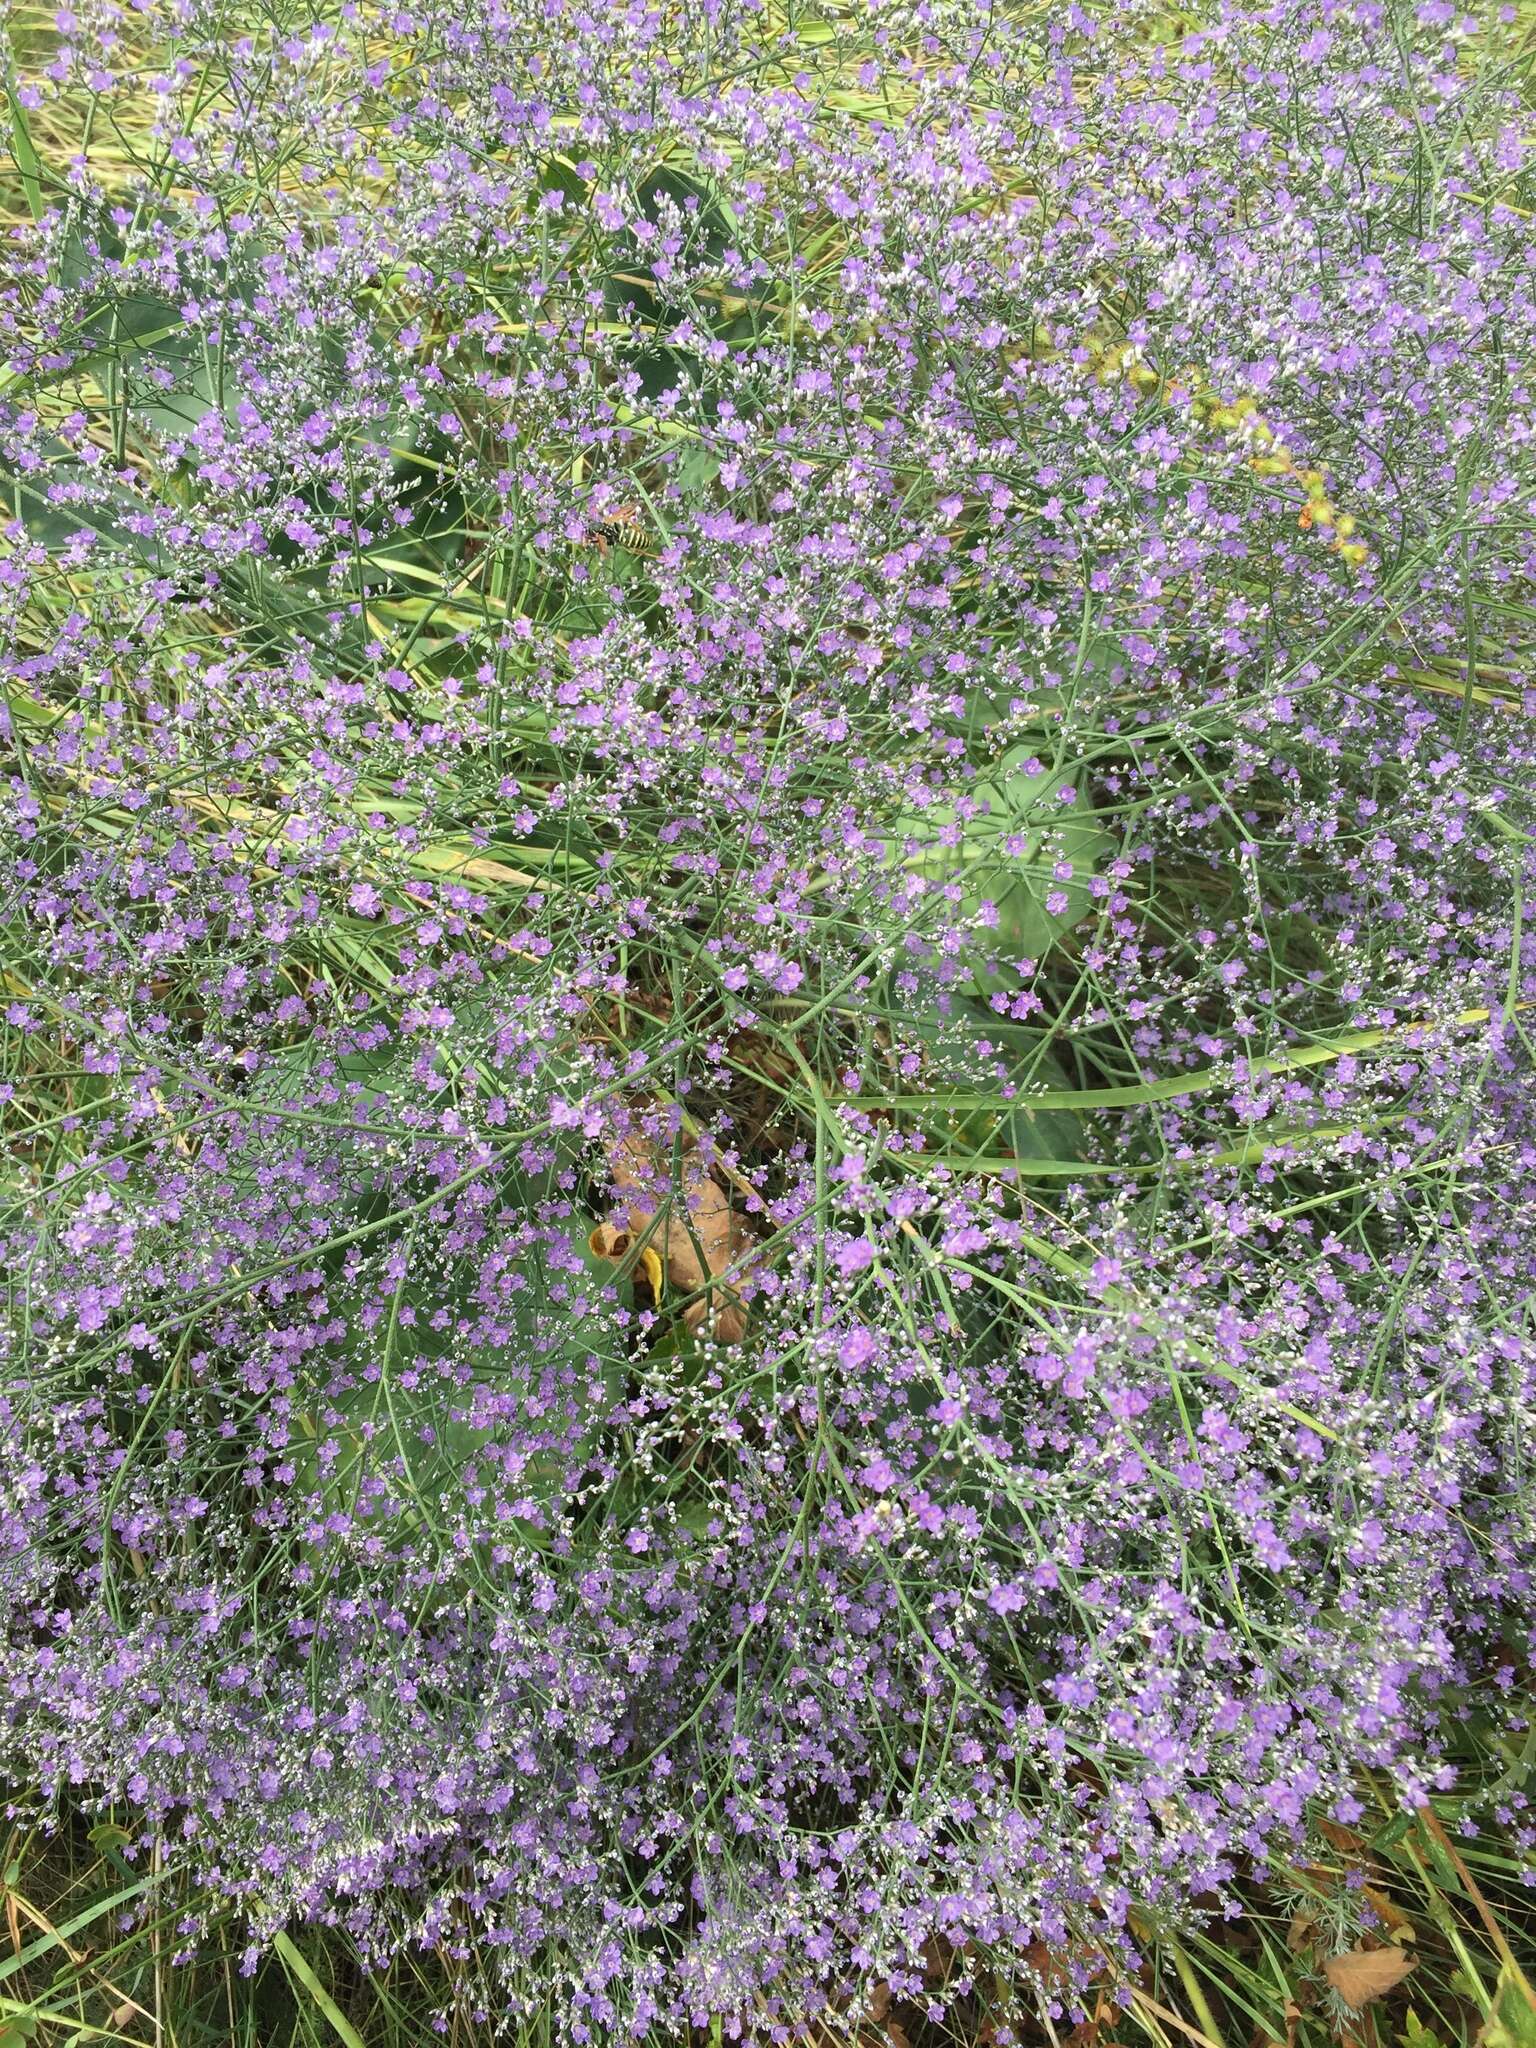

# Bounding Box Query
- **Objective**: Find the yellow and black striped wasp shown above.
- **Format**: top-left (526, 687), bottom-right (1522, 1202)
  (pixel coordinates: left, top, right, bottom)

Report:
top-left (585, 503), bottom-right (660, 557)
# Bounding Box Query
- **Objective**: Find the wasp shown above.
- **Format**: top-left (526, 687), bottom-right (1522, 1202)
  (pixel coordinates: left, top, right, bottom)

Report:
top-left (585, 504), bottom-right (658, 556)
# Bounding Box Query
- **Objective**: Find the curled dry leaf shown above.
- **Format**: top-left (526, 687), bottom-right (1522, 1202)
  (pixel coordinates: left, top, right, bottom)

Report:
top-left (589, 1132), bottom-right (754, 1342)
top-left (1322, 1946), bottom-right (1415, 2009)
top-left (1287, 1907), bottom-right (1319, 1954)
top-left (1361, 1883), bottom-right (1414, 1941)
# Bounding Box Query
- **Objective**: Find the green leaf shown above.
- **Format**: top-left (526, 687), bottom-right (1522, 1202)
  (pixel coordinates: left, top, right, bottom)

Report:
top-left (887, 993), bottom-right (1086, 1167)
top-left (3, 77), bottom-right (43, 223)
top-left (1478, 1967), bottom-right (1536, 2048)
top-left (295, 1193), bottom-right (627, 1535)
top-left (671, 441), bottom-right (721, 496)
top-left (891, 741), bottom-right (1112, 993)
top-left (272, 1931), bottom-right (365, 2048)
top-left (1401, 2009), bottom-right (1450, 2048)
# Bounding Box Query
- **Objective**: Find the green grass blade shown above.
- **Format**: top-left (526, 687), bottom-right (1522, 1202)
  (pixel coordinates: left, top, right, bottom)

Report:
top-left (2, 75), bottom-right (44, 221)
top-left (273, 1931), bottom-right (367, 2048)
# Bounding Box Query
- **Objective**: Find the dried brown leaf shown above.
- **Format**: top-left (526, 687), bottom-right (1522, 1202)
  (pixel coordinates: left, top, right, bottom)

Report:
top-left (1318, 1819), bottom-right (1367, 1856)
top-left (1287, 1908), bottom-right (1319, 1954)
top-left (1361, 1885), bottom-right (1414, 1940)
top-left (587, 1222), bottom-right (665, 1303)
top-left (597, 1133), bottom-right (754, 1341)
top-left (1322, 1948), bottom-right (1415, 2009)
top-left (922, 1933), bottom-right (958, 1983)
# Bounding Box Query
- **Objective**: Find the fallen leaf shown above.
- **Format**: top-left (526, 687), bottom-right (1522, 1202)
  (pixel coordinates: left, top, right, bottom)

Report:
top-left (592, 1133), bottom-right (753, 1342)
top-left (588, 1223), bottom-right (665, 1305)
top-left (1323, 1947), bottom-right (1415, 2009)
top-left (922, 1933), bottom-right (959, 1982)
top-left (1361, 1884), bottom-right (1414, 1941)
top-left (1287, 1908), bottom-right (1319, 1954)
top-left (1063, 2016), bottom-right (1106, 2048)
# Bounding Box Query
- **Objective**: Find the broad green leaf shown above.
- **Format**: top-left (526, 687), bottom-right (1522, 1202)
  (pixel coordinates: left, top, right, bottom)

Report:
top-left (885, 991), bottom-right (1087, 1166)
top-left (891, 741), bottom-right (1112, 993)
top-left (295, 1201), bottom-right (627, 1534)
top-left (1478, 1966), bottom-right (1536, 2048)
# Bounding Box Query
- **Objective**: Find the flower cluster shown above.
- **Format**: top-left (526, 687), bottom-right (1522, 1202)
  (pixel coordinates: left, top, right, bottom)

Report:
top-left (2, 0), bottom-right (1534, 2035)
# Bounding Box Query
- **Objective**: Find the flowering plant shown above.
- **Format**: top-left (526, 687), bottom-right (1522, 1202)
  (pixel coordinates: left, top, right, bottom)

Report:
top-left (1, 0), bottom-right (1534, 2037)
